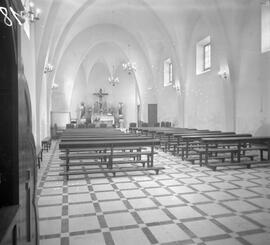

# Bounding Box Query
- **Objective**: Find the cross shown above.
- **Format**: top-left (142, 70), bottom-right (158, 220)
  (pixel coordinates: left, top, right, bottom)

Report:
top-left (93, 88), bottom-right (109, 111)
top-left (93, 88), bottom-right (108, 99)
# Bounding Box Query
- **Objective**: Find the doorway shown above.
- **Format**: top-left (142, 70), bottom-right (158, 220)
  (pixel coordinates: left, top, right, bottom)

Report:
top-left (148, 104), bottom-right (157, 127)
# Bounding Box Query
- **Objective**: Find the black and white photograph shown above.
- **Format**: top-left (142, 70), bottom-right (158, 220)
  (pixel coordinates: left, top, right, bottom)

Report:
top-left (0, 0), bottom-right (270, 244)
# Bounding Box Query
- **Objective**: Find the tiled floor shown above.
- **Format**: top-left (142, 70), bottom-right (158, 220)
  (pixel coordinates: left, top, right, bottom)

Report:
top-left (37, 141), bottom-right (270, 245)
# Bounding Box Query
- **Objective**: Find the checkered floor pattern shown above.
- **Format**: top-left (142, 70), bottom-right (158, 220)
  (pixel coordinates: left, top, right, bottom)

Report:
top-left (37, 140), bottom-right (270, 245)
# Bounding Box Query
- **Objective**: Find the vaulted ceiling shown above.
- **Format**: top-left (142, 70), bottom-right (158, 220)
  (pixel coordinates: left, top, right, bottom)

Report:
top-left (34, 0), bottom-right (254, 110)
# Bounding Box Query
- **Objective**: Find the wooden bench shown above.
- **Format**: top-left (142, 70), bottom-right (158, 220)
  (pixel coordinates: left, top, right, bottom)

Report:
top-left (60, 151), bottom-right (157, 169)
top-left (208, 160), bottom-right (270, 171)
top-left (60, 146), bottom-right (147, 153)
top-left (200, 136), bottom-right (270, 170)
top-left (41, 137), bottom-right (51, 151)
top-left (59, 138), bottom-right (163, 180)
top-left (180, 133), bottom-right (252, 159)
top-left (59, 166), bottom-right (163, 177)
top-left (187, 152), bottom-right (258, 166)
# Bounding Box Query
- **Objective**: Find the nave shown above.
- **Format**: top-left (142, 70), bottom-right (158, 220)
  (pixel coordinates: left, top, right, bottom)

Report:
top-left (1, 0), bottom-right (270, 244)
top-left (37, 140), bottom-right (270, 245)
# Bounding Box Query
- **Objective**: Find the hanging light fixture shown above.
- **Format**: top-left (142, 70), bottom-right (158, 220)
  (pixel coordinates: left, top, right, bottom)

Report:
top-left (122, 44), bottom-right (136, 75)
top-left (44, 63), bottom-right (54, 74)
top-left (108, 76), bottom-right (120, 87)
top-left (122, 62), bottom-right (136, 75)
top-left (108, 65), bottom-right (120, 86)
top-left (21, 1), bottom-right (41, 23)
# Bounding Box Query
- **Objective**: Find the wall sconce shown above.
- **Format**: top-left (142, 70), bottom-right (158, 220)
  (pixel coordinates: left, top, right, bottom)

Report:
top-left (21, 2), bottom-right (41, 23)
top-left (218, 70), bottom-right (229, 80)
top-left (51, 83), bottom-right (59, 89)
top-left (172, 80), bottom-right (181, 92)
top-left (44, 64), bottom-right (54, 74)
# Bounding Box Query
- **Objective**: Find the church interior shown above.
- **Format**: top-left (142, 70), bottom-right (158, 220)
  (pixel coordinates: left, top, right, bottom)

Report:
top-left (1, 0), bottom-right (270, 244)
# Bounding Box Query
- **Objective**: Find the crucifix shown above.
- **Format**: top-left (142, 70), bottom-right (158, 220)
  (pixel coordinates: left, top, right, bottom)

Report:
top-left (93, 88), bottom-right (109, 112)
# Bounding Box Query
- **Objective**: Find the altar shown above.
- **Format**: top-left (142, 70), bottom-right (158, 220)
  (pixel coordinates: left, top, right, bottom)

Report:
top-left (77, 88), bottom-right (124, 128)
top-left (92, 114), bottom-right (115, 127)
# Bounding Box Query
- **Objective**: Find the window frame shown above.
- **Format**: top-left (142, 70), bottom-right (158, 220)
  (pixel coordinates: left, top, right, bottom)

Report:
top-left (203, 43), bottom-right (211, 71)
top-left (196, 35), bottom-right (211, 75)
top-left (163, 58), bottom-right (173, 87)
top-left (169, 62), bottom-right (173, 83)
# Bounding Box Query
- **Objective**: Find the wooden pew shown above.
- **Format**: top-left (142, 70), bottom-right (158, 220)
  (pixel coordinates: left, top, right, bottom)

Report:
top-left (60, 136), bottom-right (152, 142)
top-left (180, 133), bottom-right (251, 159)
top-left (41, 136), bottom-right (51, 151)
top-left (60, 130), bottom-right (151, 157)
top-left (141, 128), bottom-right (211, 151)
top-left (59, 138), bottom-right (163, 179)
top-left (168, 131), bottom-right (225, 154)
top-left (199, 136), bottom-right (270, 170)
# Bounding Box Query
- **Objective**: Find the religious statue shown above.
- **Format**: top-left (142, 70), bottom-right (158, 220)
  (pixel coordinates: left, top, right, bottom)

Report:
top-left (118, 102), bottom-right (123, 115)
top-left (80, 102), bottom-right (86, 119)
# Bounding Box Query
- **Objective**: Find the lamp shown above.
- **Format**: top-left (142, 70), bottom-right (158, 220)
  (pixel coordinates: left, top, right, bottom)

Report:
top-left (51, 83), bottom-right (59, 89)
top-left (108, 76), bottom-right (120, 87)
top-left (44, 63), bottom-right (54, 74)
top-left (21, 2), bottom-right (40, 23)
top-left (122, 43), bottom-right (136, 75)
top-left (218, 70), bottom-right (229, 80)
top-left (108, 65), bottom-right (120, 86)
top-left (172, 80), bottom-right (181, 92)
top-left (122, 62), bottom-right (136, 75)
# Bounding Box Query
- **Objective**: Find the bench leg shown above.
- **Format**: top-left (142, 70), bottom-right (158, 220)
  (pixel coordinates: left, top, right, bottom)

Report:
top-left (199, 154), bottom-right (203, 167)
top-left (108, 156), bottom-right (113, 169)
top-left (66, 158), bottom-right (69, 171)
top-left (247, 164), bottom-right (251, 169)
top-left (138, 148), bottom-right (141, 160)
top-left (231, 153), bottom-right (234, 163)
top-left (181, 148), bottom-right (185, 160)
top-left (260, 150), bottom-right (264, 161)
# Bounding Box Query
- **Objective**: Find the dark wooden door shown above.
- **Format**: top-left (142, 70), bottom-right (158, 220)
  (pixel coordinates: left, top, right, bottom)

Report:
top-left (0, 2), bottom-right (38, 244)
top-left (148, 104), bottom-right (157, 127)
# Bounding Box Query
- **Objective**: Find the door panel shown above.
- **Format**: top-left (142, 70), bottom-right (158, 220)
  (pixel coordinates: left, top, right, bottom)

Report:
top-left (148, 104), bottom-right (157, 127)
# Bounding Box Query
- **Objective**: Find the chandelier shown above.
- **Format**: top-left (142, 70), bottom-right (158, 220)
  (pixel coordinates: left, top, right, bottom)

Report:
top-left (122, 62), bottom-right (136, 75)
top-left (108, 65), bottom-right (120, 86)
top-left (108, 76), bottom-right (120, 87)
top-left (21, 2), bottom-right (41, 23)
top-left (44, 63), bottom-right (54, 73)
